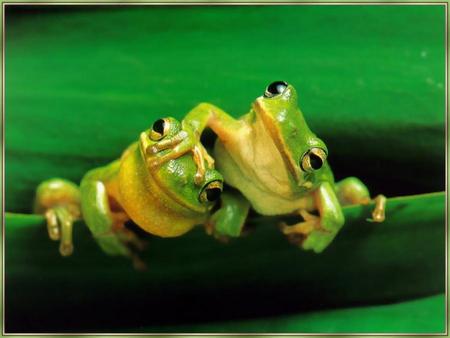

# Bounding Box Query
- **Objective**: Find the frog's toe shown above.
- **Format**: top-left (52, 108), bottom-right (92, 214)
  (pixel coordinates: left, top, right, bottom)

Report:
top-left (45, 209), bottom-right (60, 241)
top-left (148, 145), bottom-right (159, 154)
top-left (280, 219), bottom-right (337, 253)
top-left (370, 209), bottom-right (385, 223)
top-left (194, 171), bottom-right (204, 186)
top-left (368, 194), bottom-right (386, 223)
top-left (44, 206), bottom-right (77, 257)
top-left (279, 220), bottom-right (316, 236)
top-left (191, 145), bottom-right (208, 185)
top-left (95, 228), bottom-right (148, 270)
top-left (199, 143), bottom-right (215, 168)
top-left (117, 228), bottom-right (148, 252)
top-left (131, 238), bottom-right (148, 252)
top-left (148, 133), bottom-right (184, 153)
top-left (131, 253), bottom-right (148, 271)
top-left (59, 242), bottom-right (74, 256)
top-left (285, 232), bottom-right (307, 246)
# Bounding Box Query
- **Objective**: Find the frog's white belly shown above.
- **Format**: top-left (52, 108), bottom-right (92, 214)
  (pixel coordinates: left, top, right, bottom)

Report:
top-left (214, 121), bottom-right (313, 215)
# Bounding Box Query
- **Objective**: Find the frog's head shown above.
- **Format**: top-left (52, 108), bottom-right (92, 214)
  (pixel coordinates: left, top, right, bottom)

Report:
top-left (139, 117), bottom-right (223, 214)
top-left (252, 81), bottom-right (328, 188)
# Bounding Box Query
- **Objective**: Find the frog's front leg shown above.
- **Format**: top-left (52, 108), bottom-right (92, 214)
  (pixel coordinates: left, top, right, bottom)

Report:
top-left (141, 127), bottom-right (214, 186)
top-left (205, 189), bottom-right (250, 240)
top-left (192, 144), bottom-right (215, 185)
top-left (335, 177), bottom-right (386, 222)
top-left (34, 178), bottom-right (81, 256)
top-left (280, 181), bottom-right (345, 253)
top-left (80, 173), bottom-right (146, 270)
top-left (146, 104), bottom-right (242, 182)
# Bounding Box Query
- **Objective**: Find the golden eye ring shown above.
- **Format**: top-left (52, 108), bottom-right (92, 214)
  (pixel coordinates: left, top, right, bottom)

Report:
top-left (149, 118), bottom-right (170, 141)
top-left (199, 180), bottom-right (223, 203)
top-left (301, 148), bottom-right (327, 173)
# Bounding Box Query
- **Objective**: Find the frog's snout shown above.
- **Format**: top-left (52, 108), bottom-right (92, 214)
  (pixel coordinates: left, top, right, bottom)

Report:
top-left (300, 148), bottom-right (327, 172)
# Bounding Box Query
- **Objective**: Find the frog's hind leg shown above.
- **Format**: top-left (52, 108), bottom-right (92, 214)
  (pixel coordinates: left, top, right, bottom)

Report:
top-left (80, 175), bottom-right (147, 270)
top-left (335, 177), bottom-right (386, 222)
top-left (280, 181), bottom-right (346, 253)
top-left (34, 178), bottom-right (81, 256)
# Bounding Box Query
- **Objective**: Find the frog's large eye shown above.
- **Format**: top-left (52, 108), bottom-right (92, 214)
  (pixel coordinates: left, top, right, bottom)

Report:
top-left (300, 148), bottom-right (327, 173)
top-left (149, 118), bottom-right (170, 141)
top-left (264, 81), bottom-right (288, 98)
top-left (199, 180), bottom-right (223, 203)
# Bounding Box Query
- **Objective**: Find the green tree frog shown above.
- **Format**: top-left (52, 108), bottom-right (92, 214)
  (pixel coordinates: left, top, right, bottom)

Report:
top-left (34, 118), bottom-right (249, 268)
top-left (149, 81), bottom-right (386, 253)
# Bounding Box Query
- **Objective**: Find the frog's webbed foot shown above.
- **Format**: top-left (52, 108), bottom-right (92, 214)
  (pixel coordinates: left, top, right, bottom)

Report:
top-left (346, 194), bottom-right (385, 223)
top-left (335, 177), bottom-right (386, 223)
top-left (34, 178), bottom-right (81, 256)
top-left (192, 143), bottom-right (215, 185)
top-left (94, 214), bottom-right (148, 270)
top-left (279, 210), bottom-right (321, 245)
top-left (95, 230), bottom-right (148, 270)
top-left (115, 226), bottom-right (148, 252)
top-left (115, 227), bottom-right (148, 271)
top-left (279, 210), bottom-right (340, 253)
top-left (141, 130), bottom-right (193, 168)
top-left (147, 130), bottom-right (188, 154)
top-left (44, 204), bottom-right (80, 256)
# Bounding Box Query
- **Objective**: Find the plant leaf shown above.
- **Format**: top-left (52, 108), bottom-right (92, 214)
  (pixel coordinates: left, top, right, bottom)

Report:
top-left (5, 5), bottom-right (446, 333)
top-left (5, 192), bottom-right (445, 332)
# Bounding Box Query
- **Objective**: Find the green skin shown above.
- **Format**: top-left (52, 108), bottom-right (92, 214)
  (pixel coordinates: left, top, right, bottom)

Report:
top-left (35, 118), bottom-right (249, 263)
top-left (149, 83), bottom-right (383, 253)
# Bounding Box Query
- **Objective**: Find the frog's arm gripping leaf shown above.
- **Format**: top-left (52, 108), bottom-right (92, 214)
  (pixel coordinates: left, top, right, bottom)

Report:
top-left (148, 103), bottom-right (243, 177)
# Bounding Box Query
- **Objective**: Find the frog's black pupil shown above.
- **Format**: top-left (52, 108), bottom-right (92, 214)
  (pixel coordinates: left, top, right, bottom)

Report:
top-left (265, 81), bottom-right (288, 97)
top-left (310, 153), bottom-right (323, 170)
top-left (206, 188), bottom-right (221, 202)
top-left (152, 119), bottom-right (165, 134)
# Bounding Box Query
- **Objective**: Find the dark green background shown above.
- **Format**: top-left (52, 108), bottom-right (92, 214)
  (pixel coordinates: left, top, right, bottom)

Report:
top-left (5, 5), bottom-right (446, 333)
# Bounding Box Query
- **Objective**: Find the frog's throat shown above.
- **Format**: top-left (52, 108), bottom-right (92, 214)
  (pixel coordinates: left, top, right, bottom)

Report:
top-left (119, 144), bottom-right (206, 237)
top-left (253, 100), bottom-right (301, 183)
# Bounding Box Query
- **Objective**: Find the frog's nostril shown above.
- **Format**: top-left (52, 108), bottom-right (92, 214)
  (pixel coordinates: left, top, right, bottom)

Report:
top-left (309, 153), bottom-right (323, 170)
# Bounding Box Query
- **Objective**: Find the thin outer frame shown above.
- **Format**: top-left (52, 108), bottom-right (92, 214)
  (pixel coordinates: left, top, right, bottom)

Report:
top-left (1, 2), bottom-right (448, 336)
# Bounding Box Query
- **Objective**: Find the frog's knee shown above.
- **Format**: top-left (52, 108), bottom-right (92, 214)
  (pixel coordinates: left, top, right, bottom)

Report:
top-left (34, 178), bottom-right (80, 213)
top-left (337, 177), bottom-right (367, 191)
top-left (336, 177), bottom-right (370, 205)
